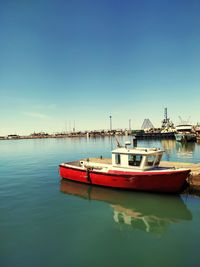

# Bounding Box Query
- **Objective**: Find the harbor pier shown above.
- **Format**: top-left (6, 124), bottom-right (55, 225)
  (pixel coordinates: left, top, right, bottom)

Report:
top-left (160, 161), bottom-right (200, 195)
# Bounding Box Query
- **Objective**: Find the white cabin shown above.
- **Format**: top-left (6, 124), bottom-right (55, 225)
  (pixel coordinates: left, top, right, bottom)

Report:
top-left (111, 147), bottom-right (164, 171)
top-left (176, 124), bottom-right (193, 132)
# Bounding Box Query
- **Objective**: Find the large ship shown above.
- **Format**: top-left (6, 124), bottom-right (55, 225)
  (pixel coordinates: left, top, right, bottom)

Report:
top-left (134, 108), bottom-right (176, 139)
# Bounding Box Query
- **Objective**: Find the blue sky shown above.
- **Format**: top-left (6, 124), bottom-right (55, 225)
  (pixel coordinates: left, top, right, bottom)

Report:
top-left (1, 0), bottom-right (200, 135)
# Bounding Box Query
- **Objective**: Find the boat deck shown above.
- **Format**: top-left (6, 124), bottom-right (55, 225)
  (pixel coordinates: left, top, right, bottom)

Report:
top-left (65, 158), bottom-right (200, 173)
top-left (63, 158), bottom-right (112, 166)
top-left (86, 158), bottom-right (112, 164)
top-left (64, 160), bottom-right (82, 167)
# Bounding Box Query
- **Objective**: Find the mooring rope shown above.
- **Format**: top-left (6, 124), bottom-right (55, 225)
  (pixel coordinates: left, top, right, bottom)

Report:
top-left (86, 167), bottom-right (92, 184)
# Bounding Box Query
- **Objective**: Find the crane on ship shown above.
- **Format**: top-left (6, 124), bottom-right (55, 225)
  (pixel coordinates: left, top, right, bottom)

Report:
top-left (178, 116), bottom-right (191, 125)
top-left (161, 108), bottom-right (174, 129)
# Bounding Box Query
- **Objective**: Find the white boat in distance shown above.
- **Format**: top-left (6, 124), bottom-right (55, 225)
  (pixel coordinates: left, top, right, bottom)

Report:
top-left (175, 124), bottom-right (196, 142)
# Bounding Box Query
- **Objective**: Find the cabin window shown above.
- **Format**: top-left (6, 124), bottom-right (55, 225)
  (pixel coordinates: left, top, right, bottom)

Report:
top-left (115, 154), bottom-right (121, 165)
top-left (154, 154), bottom-right (162, 166)
top-left (146, 155), bottom-right (156, 166)
top-left (128, 154), bottom-right (142, 166)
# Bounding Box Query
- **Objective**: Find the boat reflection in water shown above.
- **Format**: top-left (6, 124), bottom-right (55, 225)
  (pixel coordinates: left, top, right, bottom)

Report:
top-left (160, 139), bottom-right (197, 163)
top-left (176, 142), bottom-right (196, 159)
top-left (161, 140), bottom-right (177, 161)
top-left (60, 180), bottom-right (192, 236)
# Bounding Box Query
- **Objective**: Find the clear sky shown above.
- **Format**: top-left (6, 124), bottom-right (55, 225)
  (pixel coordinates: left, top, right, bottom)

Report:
top-left (1, 0), bottom-right (200, 135)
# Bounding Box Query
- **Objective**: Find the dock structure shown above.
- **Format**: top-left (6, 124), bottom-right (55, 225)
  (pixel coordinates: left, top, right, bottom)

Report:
top-left (0, 129), bottom-right (129, 140)
top-left (160, 161), bottom-right (200, 195)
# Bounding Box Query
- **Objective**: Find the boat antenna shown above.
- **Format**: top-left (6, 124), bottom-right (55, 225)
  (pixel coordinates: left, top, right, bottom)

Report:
top-left (115, 136), bottom-right (122, 148)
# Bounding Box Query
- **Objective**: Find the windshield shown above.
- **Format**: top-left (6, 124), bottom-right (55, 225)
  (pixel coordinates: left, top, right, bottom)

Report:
top-left (128, 154), bottom-right (142, 167)
top-left (146, 155), bottom-right (156, 166)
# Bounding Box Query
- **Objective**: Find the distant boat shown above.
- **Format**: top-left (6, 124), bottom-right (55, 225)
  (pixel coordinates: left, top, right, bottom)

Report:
top-left (175, 124), bottom-right (196, 142)
top-left (59, 142), bottom-right (190, 193)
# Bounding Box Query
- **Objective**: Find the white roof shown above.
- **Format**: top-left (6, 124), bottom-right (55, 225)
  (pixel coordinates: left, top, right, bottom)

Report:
top-left (176, 124), bottom-right (192, 130)
top-left (112, 147), bottom-right (164, 155)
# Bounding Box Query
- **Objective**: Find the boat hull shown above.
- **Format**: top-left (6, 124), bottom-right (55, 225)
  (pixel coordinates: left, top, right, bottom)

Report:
top-left (59, 164), bottom-right (190, 193)
top-left (175, 133), bottom-right (196, 142)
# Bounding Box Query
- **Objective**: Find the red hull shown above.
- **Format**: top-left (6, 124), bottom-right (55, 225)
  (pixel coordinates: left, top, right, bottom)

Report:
top-left (59, 165), bottom-right (190, 193)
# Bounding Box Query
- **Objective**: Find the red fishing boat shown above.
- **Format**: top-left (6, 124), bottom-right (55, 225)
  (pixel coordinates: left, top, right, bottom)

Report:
top-left (59, 142), bottom-right (190, 193)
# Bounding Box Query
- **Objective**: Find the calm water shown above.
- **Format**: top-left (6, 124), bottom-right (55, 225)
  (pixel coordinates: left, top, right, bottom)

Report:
top-left (1, 137), bottom-right (200, 267)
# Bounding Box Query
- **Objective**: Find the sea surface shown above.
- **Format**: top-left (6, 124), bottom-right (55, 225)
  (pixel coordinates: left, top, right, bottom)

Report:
top-left (1, 137), bottom-right (200, 267)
